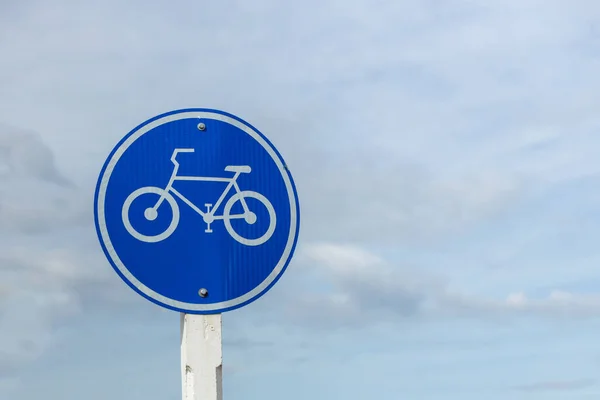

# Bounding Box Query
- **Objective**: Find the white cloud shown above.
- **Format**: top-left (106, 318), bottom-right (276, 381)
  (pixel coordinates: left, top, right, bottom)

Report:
top-left (302, 242), bottom-right (386, 274)
top-left (514, 378), bottom-right (596, 392)
top-left (296, 150), bottom-right (526, 245)
top-left (291, 242), bottom-right (600, 325)
top-left (0, 126), bottom-right (120, 377)
top-left (0, 125), bottom-right (86, 235)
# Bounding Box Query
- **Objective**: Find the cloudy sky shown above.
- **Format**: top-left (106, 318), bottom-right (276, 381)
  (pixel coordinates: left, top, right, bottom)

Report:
top-left (2, 0), bottom-right (600, 399)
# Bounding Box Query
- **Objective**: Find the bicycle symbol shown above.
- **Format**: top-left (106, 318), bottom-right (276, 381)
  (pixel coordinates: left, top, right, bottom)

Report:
top-left (121, 148), bottom-right (276, 246)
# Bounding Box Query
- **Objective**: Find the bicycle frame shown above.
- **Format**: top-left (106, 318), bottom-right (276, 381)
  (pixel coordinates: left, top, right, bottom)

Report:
top-left (150, 148), bottom-right (250, 221)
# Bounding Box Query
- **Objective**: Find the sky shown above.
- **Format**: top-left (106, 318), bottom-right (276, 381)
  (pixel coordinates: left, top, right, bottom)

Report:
top-left (2, 0), bottom-right (600, 399)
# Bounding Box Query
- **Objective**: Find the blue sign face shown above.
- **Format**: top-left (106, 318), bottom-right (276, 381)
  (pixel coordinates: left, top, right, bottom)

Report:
top-left (94, 109), bottom-right (300, 314)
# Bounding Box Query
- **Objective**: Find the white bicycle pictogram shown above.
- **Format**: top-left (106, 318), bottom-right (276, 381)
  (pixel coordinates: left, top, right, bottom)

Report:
top-left (121, 148), bottom-right (276, 246)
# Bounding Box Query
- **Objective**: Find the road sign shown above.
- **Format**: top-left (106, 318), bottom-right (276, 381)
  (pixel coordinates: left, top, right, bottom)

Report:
top-left (94, 108), bottom-right (300, 314)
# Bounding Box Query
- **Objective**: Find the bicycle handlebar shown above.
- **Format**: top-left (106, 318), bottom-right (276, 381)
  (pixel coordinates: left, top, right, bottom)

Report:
top-left (171, 148), bottom-right (195, 164)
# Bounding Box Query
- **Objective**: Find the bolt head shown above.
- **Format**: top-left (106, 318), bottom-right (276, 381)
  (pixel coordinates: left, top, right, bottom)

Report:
top-left (199, 288), bottom-right (208, 297)
top-left (197, 122), bottom-right (206, 131)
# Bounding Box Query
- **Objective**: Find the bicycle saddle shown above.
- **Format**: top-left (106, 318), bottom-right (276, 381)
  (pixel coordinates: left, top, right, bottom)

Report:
top-left (224, 165), bottom-right (251, 173)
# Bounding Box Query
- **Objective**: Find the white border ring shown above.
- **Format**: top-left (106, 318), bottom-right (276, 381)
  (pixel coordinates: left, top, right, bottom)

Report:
top-left (95, 110), bottom-right (299, 313)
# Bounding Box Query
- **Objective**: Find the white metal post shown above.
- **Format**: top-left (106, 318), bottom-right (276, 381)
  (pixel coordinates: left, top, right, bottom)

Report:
top-left (181, 313), bottom-right (223, 400)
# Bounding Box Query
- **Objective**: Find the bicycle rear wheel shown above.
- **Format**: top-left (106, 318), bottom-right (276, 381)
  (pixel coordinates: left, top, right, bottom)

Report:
top-left (223, 190), bottom-right (276, 246)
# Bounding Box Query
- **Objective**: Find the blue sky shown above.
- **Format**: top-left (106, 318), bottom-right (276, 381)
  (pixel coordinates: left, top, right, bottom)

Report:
top-left (2, 0), bottom-right (600, 399)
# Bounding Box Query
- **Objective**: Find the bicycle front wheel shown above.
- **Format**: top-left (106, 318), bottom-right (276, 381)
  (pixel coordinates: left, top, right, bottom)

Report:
top-left (121, 186), bottom-right (180, 243)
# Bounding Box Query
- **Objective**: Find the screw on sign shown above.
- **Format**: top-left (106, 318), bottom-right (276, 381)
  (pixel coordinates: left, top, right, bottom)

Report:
top-left (93, 108), bottom-right (300, 400)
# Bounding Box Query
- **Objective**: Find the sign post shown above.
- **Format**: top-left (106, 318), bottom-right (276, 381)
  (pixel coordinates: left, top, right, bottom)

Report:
top-left (94, 108), bottom-right (300, 399)
top-left (181, 313), bottom-right (222, 400)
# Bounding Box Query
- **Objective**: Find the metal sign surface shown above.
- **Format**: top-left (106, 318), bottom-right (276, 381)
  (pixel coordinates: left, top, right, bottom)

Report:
top-left (94, 108), bottom-right (300, 313)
